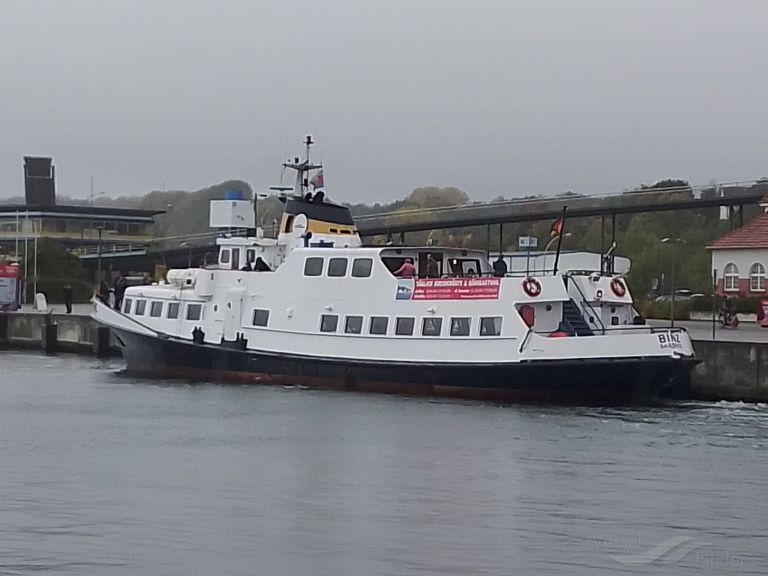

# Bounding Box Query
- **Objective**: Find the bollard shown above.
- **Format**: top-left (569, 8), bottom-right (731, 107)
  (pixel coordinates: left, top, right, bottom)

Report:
top-left (93, 326), bottom-right (112, 357)
top-left (41, 321), bottom-right (58, 355)
top-left (0, 314), bottom-right (8, 343)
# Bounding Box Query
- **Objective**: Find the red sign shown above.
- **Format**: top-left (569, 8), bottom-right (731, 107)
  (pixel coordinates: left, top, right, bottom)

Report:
top-left (412, 278), bottom-right (500, 300)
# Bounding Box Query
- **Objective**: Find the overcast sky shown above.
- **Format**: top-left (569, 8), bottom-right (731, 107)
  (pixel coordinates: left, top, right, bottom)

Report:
top-left (1, 0), bottom-right (767, 204)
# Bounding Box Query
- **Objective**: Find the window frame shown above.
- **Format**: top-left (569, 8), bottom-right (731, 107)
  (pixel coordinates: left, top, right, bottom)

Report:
top-left (724, 263), bottom-right (740, 292)
top-left (122, 298), bottom-right (133, 314)
top-left (369, 316), bottom-right (389, 335)
top-left (252, 308), bottom-right (270, 327)
top-left (450, 317), bottom-right (471, 337)
top-left (395, 317), bottom-right (415, 336)
top-left (167, 302), bottom-right (180, 319)
top-left (220, 249), bottom-right (231, 265)
top-left (750, 263), bottom-right (765, 292)
top-left (479, 316), bottom-right (503, 336)
top-left (344, 315), bottom-right (363, 334)
top-left (149, 301), bottom-right (164, 318)
top-left (134, 299), bottom-right (147, 316)
top-left (421, 317), bottom-right (443, 337)
top-left (320, 314), bottom-right (339, 333)
top-left (351, 258), bottom-right (373, 278)
top-left (327, 257), bottom-right (348, 277)
top-left (304, 257), bottom-right (324, 277)
top-left (186, 303), bottom-right (203, 321)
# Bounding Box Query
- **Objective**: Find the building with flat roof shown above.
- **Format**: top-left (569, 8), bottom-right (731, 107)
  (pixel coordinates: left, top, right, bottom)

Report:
top-left (0, 157), bottom-right (163, 261)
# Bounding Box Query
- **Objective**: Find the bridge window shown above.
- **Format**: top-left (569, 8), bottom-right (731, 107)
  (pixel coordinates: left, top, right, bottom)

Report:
top-left (328, 258), bottom-right (348, 277)
top-left (724, 263), bottom-right (739, 292)
top-left (122, 298), bottom-right (132, 314)
top-left (422, 317), bottom-right (443, 337)
top-left (369, 316), bottom-right (388, 335)
top-left (344, 315), bottom-right (363, 334)
top-left (252, 309), bottom-right (270, 327)
top-left (186, 303), bottom-right (203, 321)
top-left (167, 302), bottom-right (180, 319)
top-left (304, 257), bottom-right (324, 276)
top-left (150, 301), bottom-right (163, 317)
top-left (220, 249), bottom-right (231, 265)
top-left (479, 316), bottom-right (502, 336)
top-left (450, 317), bottom-right (471, 336)
top-left (320, 314), bottom-right (338, 333)
top-left (395, 317), bottom-right (415, 336)
top-left (750, 263), bottom-right (765, 292)
top-left (352, 258), bottom-right (373, 278)
top-left (135, 299), bottom-right (147, 316)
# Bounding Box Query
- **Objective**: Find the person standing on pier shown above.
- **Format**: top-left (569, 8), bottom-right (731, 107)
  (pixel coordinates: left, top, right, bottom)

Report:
top-left (63, 284), bottom-right (73, 314)
top-left (114, 274), bottom-right (127, 310)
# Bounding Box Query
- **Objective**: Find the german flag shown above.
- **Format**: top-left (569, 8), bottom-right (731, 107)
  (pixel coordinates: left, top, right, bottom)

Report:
top-left (550, 217), bottom-right (563, 238)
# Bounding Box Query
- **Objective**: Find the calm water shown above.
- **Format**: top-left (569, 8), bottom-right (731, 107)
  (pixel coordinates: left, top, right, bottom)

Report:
top-left (1, 351), bottom-right (767, 575)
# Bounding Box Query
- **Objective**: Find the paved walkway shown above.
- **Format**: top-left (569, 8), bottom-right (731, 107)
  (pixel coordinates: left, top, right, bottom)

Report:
top-left (648, 319), bottom-right (768, 342)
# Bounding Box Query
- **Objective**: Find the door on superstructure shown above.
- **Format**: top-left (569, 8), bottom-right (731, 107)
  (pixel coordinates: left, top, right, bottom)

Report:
top-left (223, 290), bottom-right (244, 341)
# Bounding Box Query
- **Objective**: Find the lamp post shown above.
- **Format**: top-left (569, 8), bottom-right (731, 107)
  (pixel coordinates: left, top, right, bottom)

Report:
top-left (96, 225), bottom-right (104, 279)
top-left (180, 241), bottom-right (192, 267)
top-left (661, 237), bottom-right (686, 327)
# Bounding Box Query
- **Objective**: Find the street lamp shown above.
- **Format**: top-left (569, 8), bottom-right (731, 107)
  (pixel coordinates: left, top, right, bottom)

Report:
top-left (96, 224), bottom-right (104, 279)
top-left (661, 237), bottom-right (686, 327)
top-left (180, 241), bottom-right (192, 267)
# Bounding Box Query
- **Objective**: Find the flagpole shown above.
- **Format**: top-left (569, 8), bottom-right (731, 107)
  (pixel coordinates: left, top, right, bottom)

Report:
top-left (553, 206), bottom-right (567, 275)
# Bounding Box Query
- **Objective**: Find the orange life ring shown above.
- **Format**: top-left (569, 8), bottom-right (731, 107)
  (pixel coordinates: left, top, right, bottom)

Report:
top-left (610, 277), bottom-right (626, 297)
top-left (522, 277), bottom-right (542, 297)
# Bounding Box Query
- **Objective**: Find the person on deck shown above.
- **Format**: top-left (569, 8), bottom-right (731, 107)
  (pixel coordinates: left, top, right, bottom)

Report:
top-left (493, 257), bottom-right (508, 277)
top-left (425, 253), bottom-right (439, 278)
top-left (394, 258), bottom-right (417, 278)
top-left (113, 274), bottom-right (127, 310)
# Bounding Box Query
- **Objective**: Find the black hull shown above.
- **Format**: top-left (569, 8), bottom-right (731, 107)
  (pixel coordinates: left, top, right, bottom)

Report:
top-left (112, 328), bottom-right (697, 404)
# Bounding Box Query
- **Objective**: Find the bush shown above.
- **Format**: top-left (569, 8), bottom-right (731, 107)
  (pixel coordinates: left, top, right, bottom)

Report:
top-left (636, 300), bottom-right (691, 320)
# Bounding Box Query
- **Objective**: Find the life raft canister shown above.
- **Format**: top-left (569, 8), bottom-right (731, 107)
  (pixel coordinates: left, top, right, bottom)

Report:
top-left (610, 277), bottom-right (626, 297)
top-left (522, 277), bottom-right (542, 297)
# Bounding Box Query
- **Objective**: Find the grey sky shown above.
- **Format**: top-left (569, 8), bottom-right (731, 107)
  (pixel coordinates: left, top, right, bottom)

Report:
top-left (1, 0), bottom-right (767, 205)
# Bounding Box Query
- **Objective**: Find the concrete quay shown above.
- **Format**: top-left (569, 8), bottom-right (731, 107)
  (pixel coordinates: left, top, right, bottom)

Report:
top-left (0, 305), bottom-right (115, 356)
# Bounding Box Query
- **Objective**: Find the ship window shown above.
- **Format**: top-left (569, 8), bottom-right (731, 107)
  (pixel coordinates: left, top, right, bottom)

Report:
top-left (320, 314), bottom-right (338, 333)
top-left (252, 309), bottom-right (270, 327)
top-left (341, 229), bottom-right (352, 235)
top-left (344, 315), bottom-right (363, 334)
top-left (304, 257), bottom-right (324, 276)
top-left (395, 317), bottom-right (415, 336)
top-left (186, 303), bottom-right (203, 321)
top-left (246, 249), bottom-right (256, 265)
top-left (220, 249), bottom-right (231, 264)
top-left (422, 317), bottom-right (443, 337)
top-left (135, 299), bottom-right (147, 316)
top-left (352, 258), bottom-right (373, 278)
top-left (480, 316), bottom-right (502, 336)
top-left (450, 317), bottom-right (471, 336)
top-left (167, 302), bottom-right (180, 319)
top-left (369, 316), bottom-right (388, 335)
top-left (330, 227), bottom-right (338, 233)
top-left (328, 258), bottom-right (348, 277)
top-left (122, 298), bottom-right (132, 314)
top-left (150, 301), bottom-right (163, 317)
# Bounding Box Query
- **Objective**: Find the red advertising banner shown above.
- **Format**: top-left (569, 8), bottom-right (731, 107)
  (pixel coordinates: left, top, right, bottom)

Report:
top-left (411, 278), bottom-right (500, 300)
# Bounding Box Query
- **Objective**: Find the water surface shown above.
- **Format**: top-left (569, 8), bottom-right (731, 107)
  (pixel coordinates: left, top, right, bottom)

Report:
top-left (1, 351), bottom-right (766, 575)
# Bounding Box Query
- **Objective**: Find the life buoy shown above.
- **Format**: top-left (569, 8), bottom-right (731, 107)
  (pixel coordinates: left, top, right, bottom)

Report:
top-left (610, 278), bottom-right (626, 297)
top-left (522, 277), bottom-right (542, 297)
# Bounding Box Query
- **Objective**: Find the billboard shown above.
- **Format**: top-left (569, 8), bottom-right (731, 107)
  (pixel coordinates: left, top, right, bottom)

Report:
top-left (396, 278), bottom-right (501, 301)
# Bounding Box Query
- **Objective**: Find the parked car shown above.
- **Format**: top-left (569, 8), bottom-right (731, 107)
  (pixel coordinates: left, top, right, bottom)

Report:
top-left (655, 290), bottom-right (705, 303)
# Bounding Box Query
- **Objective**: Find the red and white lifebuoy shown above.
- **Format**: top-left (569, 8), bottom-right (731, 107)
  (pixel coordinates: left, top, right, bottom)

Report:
top-left (610, 277), bottom-right (626, 297)
top-left (522, 277), bottom-right (542, 297)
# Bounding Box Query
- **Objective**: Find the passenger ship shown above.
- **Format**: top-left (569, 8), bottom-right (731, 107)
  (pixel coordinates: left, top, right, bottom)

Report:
top-left (94, 140), bottom-right (697, 403)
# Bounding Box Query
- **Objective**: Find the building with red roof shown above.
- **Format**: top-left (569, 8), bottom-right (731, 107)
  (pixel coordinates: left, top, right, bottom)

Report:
top-left (707, 196), bottom-right (768, 296)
